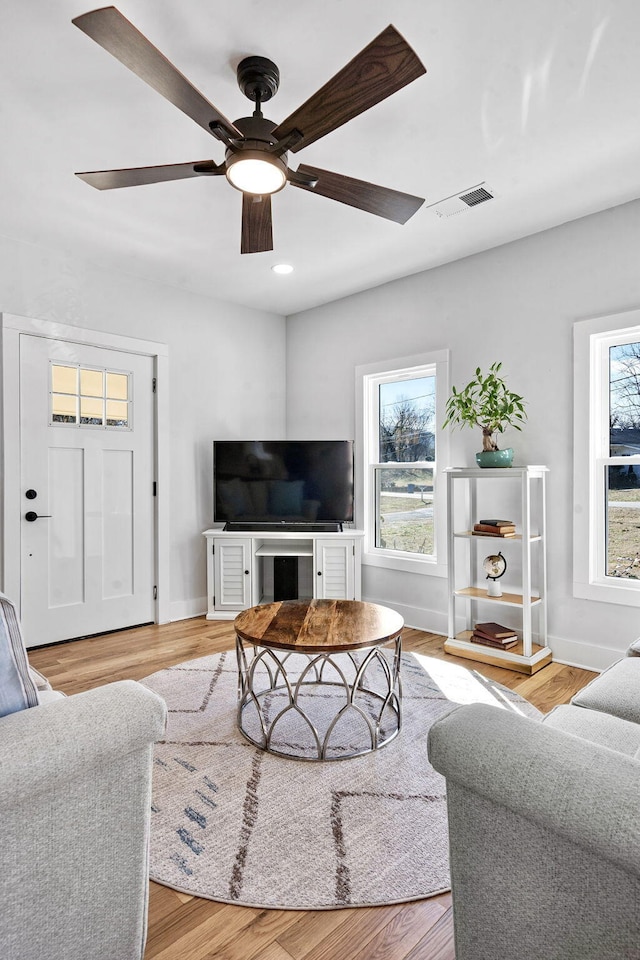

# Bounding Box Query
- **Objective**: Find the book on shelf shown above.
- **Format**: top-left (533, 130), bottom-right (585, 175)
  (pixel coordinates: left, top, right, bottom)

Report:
top-left (478, 519), bottom-right (515, 527)
top-left (474, 621), bottom-right (518, 639)
top-left (472, 525), bottom-right (516, 537)
top-left (471, 633), bottom-right (519, 650)
top-left (473, 627), bottom-right (517, 643)
top-left (474, 521), bottom-right (515, 533)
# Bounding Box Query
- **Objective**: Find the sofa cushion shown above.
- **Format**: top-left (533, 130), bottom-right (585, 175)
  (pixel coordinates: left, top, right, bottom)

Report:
top-left (542, 703), bottom-right (640, 756)
top-left (571, 657), bottom-right (640, 724)
top-left (0, 593), bottom-right (39, 718)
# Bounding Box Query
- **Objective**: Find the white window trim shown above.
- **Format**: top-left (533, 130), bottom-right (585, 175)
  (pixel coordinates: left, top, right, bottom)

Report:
top-left (574, 308), bottom-right (640, 606)
top-left (355, 349), bottom-right (450, 577)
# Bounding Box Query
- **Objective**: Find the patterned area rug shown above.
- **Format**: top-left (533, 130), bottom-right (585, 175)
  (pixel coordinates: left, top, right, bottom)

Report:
top-left (141, 649), bottom-right (540, 910)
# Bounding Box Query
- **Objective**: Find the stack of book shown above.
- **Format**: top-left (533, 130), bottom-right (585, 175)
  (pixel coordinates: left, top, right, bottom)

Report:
top-left (471, 621), bottom-right (519, 649)
top-left (472, 519), bottom-right (516, 538)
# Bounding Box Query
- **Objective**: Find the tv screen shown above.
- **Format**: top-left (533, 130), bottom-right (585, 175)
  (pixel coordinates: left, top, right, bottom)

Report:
top-left (213, 440), bottom-right (354, 526)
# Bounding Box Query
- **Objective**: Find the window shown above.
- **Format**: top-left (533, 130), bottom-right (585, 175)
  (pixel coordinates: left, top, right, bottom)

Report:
top-left (50, 363), bottom-right (131, 429)
top-left (356, 350), bottom-right (449, 576)
top-left (574, 310), bottom-right (640, 605)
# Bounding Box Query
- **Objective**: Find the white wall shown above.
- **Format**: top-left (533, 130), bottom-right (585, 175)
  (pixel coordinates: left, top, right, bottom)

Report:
top-left (0, 235), bottom-right (286, 619)
top-left (286, 198), bottom-right (640, 670)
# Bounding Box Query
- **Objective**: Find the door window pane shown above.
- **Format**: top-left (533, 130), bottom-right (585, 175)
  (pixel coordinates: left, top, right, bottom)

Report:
top-left (106, 400), bottom-right (128, 427)
top-left (80, 397), bottom-right (104, 425)
top-left (52, 394), bottom-right (77, 423)
top-left (375, 467), bottom-right (434, 554)
top-left (379, 376), bottom-right (436, 462)
top-left (51, 364), bottom-right (77, 394)
top-left (106, 372), bottom-right (128, 400)
top-left (80, 368), bottom-right (104, 397)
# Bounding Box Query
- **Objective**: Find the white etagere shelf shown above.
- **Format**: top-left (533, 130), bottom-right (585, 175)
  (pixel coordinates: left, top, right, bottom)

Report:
top-left (445, 465), bottom-right (552, 675)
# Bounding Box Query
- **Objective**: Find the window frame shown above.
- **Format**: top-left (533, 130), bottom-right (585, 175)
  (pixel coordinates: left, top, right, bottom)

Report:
top-left (356, 350), bottom-right (449, 577)
top-left (573, 308), bottom-right (640, 605)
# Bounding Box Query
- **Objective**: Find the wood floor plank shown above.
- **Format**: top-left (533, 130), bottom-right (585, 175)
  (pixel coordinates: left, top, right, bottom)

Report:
top-left (207, 909), bottom-right (303, 960)
top-left (404, 908), bottom-right (456, 960)
top-left (276, 908), bottom-right (355, 959)
top-left (350, 900), bottom-right (447, 960)
top-left (26, 618), bottom-right (597, 960)
top-left (146, 901), bottom-right (261, 960)
top-left (252, 942), bottom-right (298, 960)
top-left (292, 904), bottom-right (407, 960)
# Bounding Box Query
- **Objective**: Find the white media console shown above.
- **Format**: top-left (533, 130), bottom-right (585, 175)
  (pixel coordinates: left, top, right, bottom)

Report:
top-left (203, 528), bottom-right (364, 619)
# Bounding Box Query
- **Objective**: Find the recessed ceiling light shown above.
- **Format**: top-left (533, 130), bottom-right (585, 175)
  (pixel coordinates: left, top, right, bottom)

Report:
top-left (271, 263), bottom-right (294, 275)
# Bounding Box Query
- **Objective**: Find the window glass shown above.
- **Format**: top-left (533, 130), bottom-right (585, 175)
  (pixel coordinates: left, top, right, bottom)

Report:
top-left (51, 364), bottom-right (77, 395)
top-left (80, 368), bottom-right (103, 397)
top-left (106, 372), bottom-right (128, 400)
top-left (379, 376), bottom-right (436, 463)
top-left (106, 400), bottom-right (128, 427)
top-left (375, 466), bottom-right (434, 554)
top-left (607, 342), bottom-right (640, 580)
top-left (50, 363), bottom-right (131, 429)
top-left (51, 393), bottom-right (77, 423)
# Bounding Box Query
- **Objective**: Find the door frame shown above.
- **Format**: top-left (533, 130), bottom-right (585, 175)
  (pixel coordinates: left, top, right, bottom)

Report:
top-left (1, 312), bottom-right (170, 625)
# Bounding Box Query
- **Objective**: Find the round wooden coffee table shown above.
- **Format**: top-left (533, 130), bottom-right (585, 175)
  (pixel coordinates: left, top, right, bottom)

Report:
top-left (234, 598), bottom-right (404, 761)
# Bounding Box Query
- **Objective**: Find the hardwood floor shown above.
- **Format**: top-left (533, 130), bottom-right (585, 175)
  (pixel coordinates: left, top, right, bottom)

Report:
top-left (29, 618), bottom-right (596, 960)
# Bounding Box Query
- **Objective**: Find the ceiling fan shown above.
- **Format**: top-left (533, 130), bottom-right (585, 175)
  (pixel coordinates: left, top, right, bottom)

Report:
top-left (73, 7), bottom-right (427, 254)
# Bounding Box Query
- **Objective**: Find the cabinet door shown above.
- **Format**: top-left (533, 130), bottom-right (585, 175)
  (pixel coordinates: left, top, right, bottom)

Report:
top-left (314, 539), bottom-right (355, 600)
top-left (213, 538), bottom-right (252, 611)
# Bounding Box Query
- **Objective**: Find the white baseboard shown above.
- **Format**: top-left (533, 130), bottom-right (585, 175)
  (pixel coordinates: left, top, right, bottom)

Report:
top-left (546, 634), bottom-right (625, 673)
top-left (361, 595), bottom-right (448, 637)
top-left (169, 596), bottom-right (207, 622)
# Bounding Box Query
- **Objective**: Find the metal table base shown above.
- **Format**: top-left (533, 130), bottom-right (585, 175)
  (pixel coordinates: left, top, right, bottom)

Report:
top-left (235, 634), bottom-right (402, 761)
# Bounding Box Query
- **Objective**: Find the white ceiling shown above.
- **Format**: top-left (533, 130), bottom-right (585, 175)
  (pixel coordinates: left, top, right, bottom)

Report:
top-left (3, 0), bottom-right (640, 316)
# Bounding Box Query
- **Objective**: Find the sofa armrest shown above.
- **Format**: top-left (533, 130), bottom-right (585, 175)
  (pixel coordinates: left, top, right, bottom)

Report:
top-left (0, 680), bottom-right (167, 960)
top-left (428, 702), bottom-right (640, 878)
top-left (0, 680), bottom-right (166, 807)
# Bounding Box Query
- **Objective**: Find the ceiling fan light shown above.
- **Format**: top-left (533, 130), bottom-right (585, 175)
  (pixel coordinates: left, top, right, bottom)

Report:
top-left (226, 152), bottom-right (287, 195)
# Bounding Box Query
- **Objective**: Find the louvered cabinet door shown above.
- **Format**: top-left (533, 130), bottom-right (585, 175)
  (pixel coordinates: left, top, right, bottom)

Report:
top-left (213, 538), bottom-right (253, 611)
top-left (313, 538), bottom-right (355, 600)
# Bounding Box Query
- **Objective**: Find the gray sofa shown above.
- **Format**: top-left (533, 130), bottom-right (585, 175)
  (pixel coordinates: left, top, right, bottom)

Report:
top-left (428, 653), bottom-right (640, 960)
top-left (0, 594), bottom-right (167, 960)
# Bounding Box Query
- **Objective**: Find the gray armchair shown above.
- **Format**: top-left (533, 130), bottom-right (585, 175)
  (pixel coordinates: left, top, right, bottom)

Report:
top-left (428, 694), bottom-right (640, 960)
top-left (0, 645), bottom-right (166, 960)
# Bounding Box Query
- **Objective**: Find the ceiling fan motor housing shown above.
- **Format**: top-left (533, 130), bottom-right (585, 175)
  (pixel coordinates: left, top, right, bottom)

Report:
top-left (224, 115), bottom-right (288, 194)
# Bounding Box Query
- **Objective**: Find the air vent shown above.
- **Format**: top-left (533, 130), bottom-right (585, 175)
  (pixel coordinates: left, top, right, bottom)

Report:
top-left (428, 183), bottom-right (496, 218)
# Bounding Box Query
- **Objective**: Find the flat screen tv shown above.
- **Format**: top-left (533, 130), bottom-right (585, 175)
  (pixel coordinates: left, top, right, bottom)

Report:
top-left (213, 440), bottom-right (354, 529)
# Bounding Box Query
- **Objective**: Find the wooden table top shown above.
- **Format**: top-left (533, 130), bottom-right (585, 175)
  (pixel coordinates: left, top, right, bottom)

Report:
top-left (234, 599), bottom-right (404, 653)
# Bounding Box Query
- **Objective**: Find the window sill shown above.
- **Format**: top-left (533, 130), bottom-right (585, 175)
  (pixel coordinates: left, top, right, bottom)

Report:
top-left (573, 577), bottom-right (640, 607)
top-left (363, 550), bottom-right (447, 577)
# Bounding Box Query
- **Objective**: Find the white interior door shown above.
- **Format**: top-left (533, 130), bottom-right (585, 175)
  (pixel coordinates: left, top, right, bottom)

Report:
top-left (20, 334), bottom-right (155, 647)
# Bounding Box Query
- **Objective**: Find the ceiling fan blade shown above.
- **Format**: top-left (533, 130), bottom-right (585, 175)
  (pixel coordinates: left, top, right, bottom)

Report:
top-left (75, 159), bottom-right (222, 190)
top-left (72, 6), bottom-right (241, 139)
top-left (273, 25), bottom-right (425, 153)
top-left (290, 165), bottom-right (424, 224)
top-left (241, 194), bottom-right (273, 254)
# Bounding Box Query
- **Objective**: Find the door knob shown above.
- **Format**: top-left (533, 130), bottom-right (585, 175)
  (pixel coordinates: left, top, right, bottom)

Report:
top-left (25, 511), bottom-right (52, 522)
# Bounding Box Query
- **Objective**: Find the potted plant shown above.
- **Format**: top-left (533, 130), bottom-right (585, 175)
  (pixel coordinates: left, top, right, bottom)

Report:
top-left (443, 361), bottom-right (527, 467)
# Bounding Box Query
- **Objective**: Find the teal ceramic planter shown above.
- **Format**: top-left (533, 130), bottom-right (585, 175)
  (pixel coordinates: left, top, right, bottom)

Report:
top-left (475, 448), bottom-right (514, 468)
